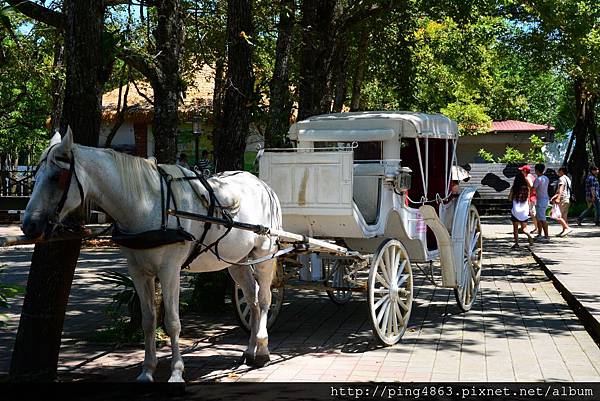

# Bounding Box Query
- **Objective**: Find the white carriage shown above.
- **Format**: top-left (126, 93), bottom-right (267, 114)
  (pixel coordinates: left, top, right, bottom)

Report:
top-left (233, 112), bottom-right (483, 345)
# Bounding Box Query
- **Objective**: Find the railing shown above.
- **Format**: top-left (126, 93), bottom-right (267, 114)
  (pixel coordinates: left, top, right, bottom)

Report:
top-left (0, 169), bottom-right (35, 197)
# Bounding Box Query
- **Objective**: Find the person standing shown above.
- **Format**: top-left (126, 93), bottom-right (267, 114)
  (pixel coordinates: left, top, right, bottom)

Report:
top-left (509, 171), bottom-right (531, 249)
top-left (577, 165), bottom-right (600, 226)
top-left (521, 165), bottom-right (538, 234)
top-left (196, 150), bottom-right (212, 174)
top-left (176, 152), bottom-right (190, 169)
top-left (533, 163), bottom-right (550, 240)
top-left (550, 166), bottom-right (573, 237)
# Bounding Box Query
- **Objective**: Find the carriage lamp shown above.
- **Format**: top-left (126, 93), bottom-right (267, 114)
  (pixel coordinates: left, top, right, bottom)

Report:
top-left (394, 167), bottom-right (412, 193)
top-left (192, 113), bottom-right (201, 166)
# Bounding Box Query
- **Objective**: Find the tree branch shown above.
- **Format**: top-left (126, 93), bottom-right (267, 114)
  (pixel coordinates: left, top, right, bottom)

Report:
top-left (4, 0), bottom-right (65, 29)
top-left (118, 47), bottom-right (160, 83)
top-left (105, 0), bottom-right (157, 6)
top-left (338, 1), bottom-right (395, 33)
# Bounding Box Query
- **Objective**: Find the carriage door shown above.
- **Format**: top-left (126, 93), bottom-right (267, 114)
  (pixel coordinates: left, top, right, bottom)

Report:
top-left (353, 141), bottom-right (383, 225)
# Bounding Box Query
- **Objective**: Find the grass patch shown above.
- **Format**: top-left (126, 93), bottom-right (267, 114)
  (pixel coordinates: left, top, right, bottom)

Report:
top-left (85, 318), bottom-right (169, 346)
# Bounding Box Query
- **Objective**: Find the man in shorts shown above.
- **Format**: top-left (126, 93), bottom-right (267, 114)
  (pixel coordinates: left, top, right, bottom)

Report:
top-left (533, 163), bottom-right (550, 240)
top-left (550, 166), bottom-right (573, 237)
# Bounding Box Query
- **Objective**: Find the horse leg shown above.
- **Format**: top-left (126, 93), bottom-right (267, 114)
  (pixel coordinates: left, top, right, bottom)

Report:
top-left (252, 258), bottom-right (276, 367)
top-left (157, 266), bottom-right (185, 382)
top-left (129, 269), bottom-right (158, 382)
top-left (228, 265), bottom-right (259, 365)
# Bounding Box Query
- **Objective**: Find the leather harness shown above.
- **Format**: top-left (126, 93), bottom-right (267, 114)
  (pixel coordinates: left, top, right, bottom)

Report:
top-left (41, 149), bottom-right (246, 269)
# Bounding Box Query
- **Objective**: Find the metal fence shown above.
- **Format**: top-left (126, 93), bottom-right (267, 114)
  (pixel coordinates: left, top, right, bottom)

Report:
top-left (0, 169), bottom-right (35, 197)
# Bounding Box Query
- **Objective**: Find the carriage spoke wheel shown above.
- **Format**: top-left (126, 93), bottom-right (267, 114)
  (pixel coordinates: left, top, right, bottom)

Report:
top-left (368, 239), bottom-right (413, 346)
top-left (232, 261), bottom-right (285, 332)
top-left (324, 259), bottom-right (353, 305)
top-left (454, 206), bottom-right (483, 312)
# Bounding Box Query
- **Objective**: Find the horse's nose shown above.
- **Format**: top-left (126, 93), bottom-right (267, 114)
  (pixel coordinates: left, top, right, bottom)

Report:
top-left (22, 215), bottom-right (47, 239)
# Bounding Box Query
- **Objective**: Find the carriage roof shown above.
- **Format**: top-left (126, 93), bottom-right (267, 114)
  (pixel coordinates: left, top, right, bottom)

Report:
top-left (289, 111), bottom-right (458, 142)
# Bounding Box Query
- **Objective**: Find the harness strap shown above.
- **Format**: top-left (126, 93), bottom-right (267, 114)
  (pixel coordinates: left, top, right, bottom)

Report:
top-left (156, 166), bottom-right (184, 230)
top-left (46, 151), bottom-right (86, 237)
top-left (203, 244), bottom-right (295, 267)
top-left (159, 167), bottom-right (166, 229)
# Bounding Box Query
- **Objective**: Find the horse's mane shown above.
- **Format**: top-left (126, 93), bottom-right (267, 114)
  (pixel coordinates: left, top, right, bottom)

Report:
top-left (91, 148), bottom-right (161, 206)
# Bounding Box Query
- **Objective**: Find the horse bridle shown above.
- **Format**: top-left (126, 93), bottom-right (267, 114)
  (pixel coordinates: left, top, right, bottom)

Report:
top-left (36, 146), bottom-right (86, 236)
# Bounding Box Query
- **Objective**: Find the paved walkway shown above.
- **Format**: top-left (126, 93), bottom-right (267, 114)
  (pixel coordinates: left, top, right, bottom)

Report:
top-left (527, 220), bottom-right (600, 340)
top-left (0, 220), bottom-right (599, 382)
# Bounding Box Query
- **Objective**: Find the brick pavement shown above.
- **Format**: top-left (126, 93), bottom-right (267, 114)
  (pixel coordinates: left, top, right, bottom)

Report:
top-left (0, 219), bottom-right (599, 382)
top-left (527, 222), bottom-right (600, 338)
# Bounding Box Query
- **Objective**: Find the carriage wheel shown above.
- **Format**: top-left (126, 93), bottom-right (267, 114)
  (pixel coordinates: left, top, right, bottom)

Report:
top-left (324, 259), bottom-right (353, 305)
top-left (454, 206), bottom-right (483, 312)
top-left (232, 261), bottom-right (284, 332)
top-left (367, 239), bottom-right (413, 346)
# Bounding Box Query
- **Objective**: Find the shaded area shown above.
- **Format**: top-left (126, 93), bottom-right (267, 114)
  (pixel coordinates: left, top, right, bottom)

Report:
top-left (0, 219), bottom-right (598, 382)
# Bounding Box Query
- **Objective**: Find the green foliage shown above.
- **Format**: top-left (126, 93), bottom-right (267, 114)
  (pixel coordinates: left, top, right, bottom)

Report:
top-left (99, 270), bottom-right (137, 313)
top-left (0, 7), bottom-right (56, 163)
top-left (478, 148), bottom-right (496, 163)
top-left (498, 146), bottom-right (526, 164)
top-left (478, 135), bottom-right (545, 164)
top-left (359, 6), bottom-right (570, 138)
top-left (86, 319), bottom-right (168, 346)
top-left (527, 134), bottom-right (546, 163)
top-left (0, 264), bottom-right (23, 328)
top-left (441, 98), bottom-right (491, 136)
top-left (95, 270), bottom-right (168, 344)
top-left (186, 271), bottom-right (230, 313)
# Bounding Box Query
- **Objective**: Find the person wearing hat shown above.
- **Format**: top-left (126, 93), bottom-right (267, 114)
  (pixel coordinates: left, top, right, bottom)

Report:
top-left (520, 165), bottom-right (538, 234)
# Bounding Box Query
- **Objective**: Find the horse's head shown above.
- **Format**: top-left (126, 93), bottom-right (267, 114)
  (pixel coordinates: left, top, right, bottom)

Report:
top-left (22, 128), bottom-right (84, 239)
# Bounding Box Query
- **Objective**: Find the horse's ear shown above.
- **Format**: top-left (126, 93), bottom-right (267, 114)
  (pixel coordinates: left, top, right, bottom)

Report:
top-left (50, 131), bottom-right (62, 147)
top-left (51, 127), bottom-right (74, 167)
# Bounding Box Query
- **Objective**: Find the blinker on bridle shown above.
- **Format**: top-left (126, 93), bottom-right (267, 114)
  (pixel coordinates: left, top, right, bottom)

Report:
top-left (36, 145), bottom-right (86, 236)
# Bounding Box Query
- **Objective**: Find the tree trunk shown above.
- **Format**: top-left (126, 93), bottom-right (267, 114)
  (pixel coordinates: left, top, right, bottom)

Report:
top-left (350, 30), bottom-right (369, 111)
top-left (151, 0), bottom-right (184, 164)
top-left (49, 41), bottom-right (64, 134)
top-left (588, 95), bottom-right (599, 168)
top-left (216, 0), bottom-right (254, 172)
top-left (298, 0), bottom-right (340, 120)
top-left (568, 79), bottom-right (594, 201)
top-left (265, 0), bottom-right (295, 148)
top-left (211, 51), bottom-right (226, 160)
top-left (332, 40), bottom-right (348, 113)
top-left (9, 238), bottom-right (82, 381)
top-left (58, 0), bottom-right (104, 146)
top-left (10, 0), bottom-right (104, 382)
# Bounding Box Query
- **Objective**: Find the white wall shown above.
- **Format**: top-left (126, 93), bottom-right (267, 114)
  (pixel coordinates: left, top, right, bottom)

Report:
top-left (99, 122), bottom-right (135, 147)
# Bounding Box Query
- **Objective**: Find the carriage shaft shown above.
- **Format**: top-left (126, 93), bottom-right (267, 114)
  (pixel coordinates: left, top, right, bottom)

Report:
top-left (168, 209), bottom-right (357, 257)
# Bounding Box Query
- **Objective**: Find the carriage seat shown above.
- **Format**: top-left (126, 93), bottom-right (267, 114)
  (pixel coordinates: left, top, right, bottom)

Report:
top-left (352, 163), bottom-right (385, 225)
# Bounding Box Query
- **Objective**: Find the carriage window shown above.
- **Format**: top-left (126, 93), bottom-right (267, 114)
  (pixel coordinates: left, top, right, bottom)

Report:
top-left (354, 141), bottom-right (382, 161)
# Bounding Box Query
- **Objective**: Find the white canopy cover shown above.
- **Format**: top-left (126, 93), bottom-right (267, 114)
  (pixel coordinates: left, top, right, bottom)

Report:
top-left (289, 111), bottom-right (459, 142)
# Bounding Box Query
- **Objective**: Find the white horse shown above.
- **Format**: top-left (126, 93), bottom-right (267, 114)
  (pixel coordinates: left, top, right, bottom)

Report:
top-left (22, 130), bottom-right (282, 382)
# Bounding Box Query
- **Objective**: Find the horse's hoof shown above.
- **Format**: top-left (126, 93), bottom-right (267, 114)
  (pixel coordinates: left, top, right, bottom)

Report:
top-left (168, 372), bottom-right (185, 383)
top-left (253, 354), bottom-right (270, 367)
top-left (136, 372), bottom-right (154, 382)
top-left (241, 353), bottom-right (255, 366)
